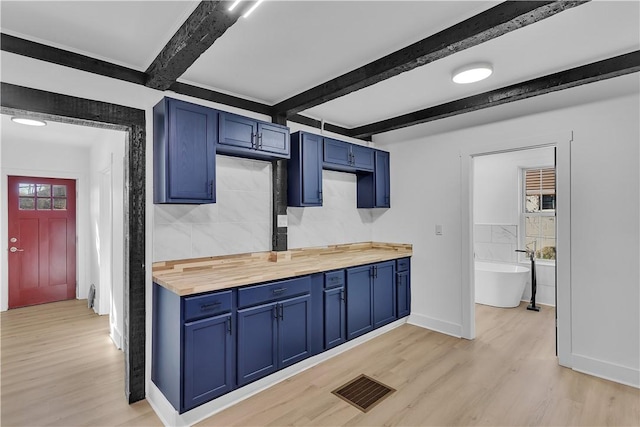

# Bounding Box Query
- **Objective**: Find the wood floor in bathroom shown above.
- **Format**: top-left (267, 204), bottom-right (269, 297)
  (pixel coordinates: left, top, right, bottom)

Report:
top-left (2, 300), bottom-right (638, 426)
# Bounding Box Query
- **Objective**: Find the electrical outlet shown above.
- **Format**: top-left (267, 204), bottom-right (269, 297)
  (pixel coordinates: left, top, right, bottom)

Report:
top-left (435, 224), bottom-right (443, 235)
top-left (277, 214), bottom-right (288, 228)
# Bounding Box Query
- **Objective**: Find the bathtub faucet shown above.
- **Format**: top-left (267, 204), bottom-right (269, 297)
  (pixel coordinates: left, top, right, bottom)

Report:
top-left (515, 245), bottom-right (539, 312)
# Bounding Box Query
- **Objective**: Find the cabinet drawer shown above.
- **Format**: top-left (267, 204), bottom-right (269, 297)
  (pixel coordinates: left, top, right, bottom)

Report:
top-left (396, 257), bottom-right (410, 272)
top-left (324, 270), bottom-right (345, 289)
top-left (238, 276), bottom-right (311, 308)
top-left (183, 291), bottom-right (232, 322)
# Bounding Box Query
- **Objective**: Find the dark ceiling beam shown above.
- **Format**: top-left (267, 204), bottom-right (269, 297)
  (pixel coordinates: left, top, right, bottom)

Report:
top-left (1, 33), bottom-right (147, 85)
top-left (145, 0), bottom-right (254, 90)
top-left (272, 0), bottom-right (589, 117)
top-left (347, 50), bottom-right (640, 139)
top-left (169, 81), bottom-right (272, 116)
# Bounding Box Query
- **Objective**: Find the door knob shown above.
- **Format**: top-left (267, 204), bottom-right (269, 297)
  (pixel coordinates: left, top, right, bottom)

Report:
top-left (10, 247), bottom-right (24, 253)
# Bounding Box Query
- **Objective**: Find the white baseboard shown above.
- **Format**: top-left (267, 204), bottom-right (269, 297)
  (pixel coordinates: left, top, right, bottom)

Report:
top-left (110, 324), bottom-right (122, 350)
top-left (572, 353), bottom-right (639, 389)
top-left (407, 312), bottom-right (462, 338)
top-left (147, 318), bottom-right (408, 427)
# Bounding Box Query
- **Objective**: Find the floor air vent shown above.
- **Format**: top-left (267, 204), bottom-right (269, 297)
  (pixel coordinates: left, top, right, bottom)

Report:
top-left (332, 374), bottom-right (395, 412)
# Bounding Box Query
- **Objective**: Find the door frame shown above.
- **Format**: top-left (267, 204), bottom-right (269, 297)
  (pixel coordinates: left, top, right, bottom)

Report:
top-left (460, 130), bottom-right (573, 368)
top-left (1, 82), bottom-right (146, 403)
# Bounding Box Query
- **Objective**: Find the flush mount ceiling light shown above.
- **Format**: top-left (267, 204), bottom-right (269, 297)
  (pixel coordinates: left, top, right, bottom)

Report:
top-left (11, 117), bottom-right (47, 127)
top-left (228, 0), bottom-right (265, 17)
top-left (452, 63), bottom-right (493, 84)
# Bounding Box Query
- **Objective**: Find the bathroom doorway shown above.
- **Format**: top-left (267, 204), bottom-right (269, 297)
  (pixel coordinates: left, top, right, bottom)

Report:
top-left (471, 147), bottom-right (557, 349)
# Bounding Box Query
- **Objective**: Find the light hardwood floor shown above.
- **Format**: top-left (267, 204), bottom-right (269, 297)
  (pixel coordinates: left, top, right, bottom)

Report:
top-left (3, 300), bottom-right (638, 426)
top-left (197, 303), bottom-right (640, 426)
top-left (1, 299), bottom-right (161, 427)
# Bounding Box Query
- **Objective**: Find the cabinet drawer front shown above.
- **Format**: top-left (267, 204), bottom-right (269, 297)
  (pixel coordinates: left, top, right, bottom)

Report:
top-left (238, 276), bottom-right (311, 308)
top-left (396, 257), bottom-right (410, 272)
top-left (184, 291), bottom-right (232, 322)
top-left (324, 270), bottom-right (345, 288)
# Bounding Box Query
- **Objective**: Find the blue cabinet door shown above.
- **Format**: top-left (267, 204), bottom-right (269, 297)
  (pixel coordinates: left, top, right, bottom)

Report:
top-left (258, 122), bottom-right (289, 156)
top-left (324, 287), bottom-right (346, 349)
top-left (218, 112), bottom-right (257, 150)
top-left (237, 302), bottom-right (278, 386)
top-left (183, 313), bottom-right (233, 411)
top-left (154, 98), bottom-right (217, 204)
top-left (288, 132), bottom-right (323, 207)
top-left (372, 261), bottom-right (396, 328)
top-left (351, 144), bottom-right (375, 172)
top-left (278, 294), bottom-right (312, 368)
top-left (397, 270), bottom-right (410, 318)
top-left (357, 150), bottom-right (390, 208)
top-left (346, 265), bottom-right (373, 340)
top-left (375, 151), bottom-right (390, 208)
top-left (323, 138), bottom-right (352, 170)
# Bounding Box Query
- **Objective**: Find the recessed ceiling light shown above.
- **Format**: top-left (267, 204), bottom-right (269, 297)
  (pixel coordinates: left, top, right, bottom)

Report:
top-left (452, 63), bottom-right (493, 84)
top-left (11, 117), bottom-right (47, 127)
top-left (243, 0), bottom-right (264, 17)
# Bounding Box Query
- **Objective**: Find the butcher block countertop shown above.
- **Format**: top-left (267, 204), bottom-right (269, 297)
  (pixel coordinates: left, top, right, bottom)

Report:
top-left (152, 242), bottom-right (412, 296)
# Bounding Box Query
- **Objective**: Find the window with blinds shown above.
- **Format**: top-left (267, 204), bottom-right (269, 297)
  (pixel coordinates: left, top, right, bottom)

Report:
top-left (523, 167), bottom-right (556, 260)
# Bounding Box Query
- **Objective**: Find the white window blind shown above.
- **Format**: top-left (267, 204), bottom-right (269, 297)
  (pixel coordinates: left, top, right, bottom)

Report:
top-left (525, 168), bottom-right (555, 196)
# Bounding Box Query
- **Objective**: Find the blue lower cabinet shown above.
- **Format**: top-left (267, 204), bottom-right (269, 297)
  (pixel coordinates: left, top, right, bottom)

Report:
top-left (396, 257), bottom-right (411, 318)
top-left (324, 287), bottom-right (346, 349)
top-left (237, 302), bottom-right (278, 386)
top-left (372, 261), bottom-right (396, 328)
top-left (152, 284), bottom-right (236, 414)
top-left (346, 265), bottom-right (374, 340)
top-left (397, 270), bottom-right (410, 318)
top-left (183, 313), bottom-right (234, 411)
top-left (153, 258), bottom-right (409, 413)
top-left (279, 294), bottom-right (312, 368)
top-left (237, 294), bottom-right (312, 386)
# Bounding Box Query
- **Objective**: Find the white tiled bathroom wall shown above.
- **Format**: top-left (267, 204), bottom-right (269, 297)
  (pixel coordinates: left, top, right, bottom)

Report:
top-left (153, 156), bottom-right (272, 261)
top-left (474, 224), bottom-right (518, 263)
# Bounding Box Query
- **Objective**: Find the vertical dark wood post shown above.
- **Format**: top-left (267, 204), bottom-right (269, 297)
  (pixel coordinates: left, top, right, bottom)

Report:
top-left (125, 122), bottom-right (146, 403)
top-left (271, 114), bottom-right (288, 251)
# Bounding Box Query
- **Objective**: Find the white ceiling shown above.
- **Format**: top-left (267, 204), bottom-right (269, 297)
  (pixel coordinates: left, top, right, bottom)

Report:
top-left (1, 0), bottom-right (639, 135)
top-left (0, 1), bottom-right (199, 70)
top-left (1, 114), bottom-right (125, 148)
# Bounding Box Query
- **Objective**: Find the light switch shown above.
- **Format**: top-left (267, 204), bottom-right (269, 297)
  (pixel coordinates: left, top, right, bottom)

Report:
top-left (435, 224), bottom-right (443, 235)
top-left (277, 215), bottom-right (288, 228)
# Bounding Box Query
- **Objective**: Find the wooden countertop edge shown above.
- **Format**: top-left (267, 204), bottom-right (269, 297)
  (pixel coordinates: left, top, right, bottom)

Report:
top-left (153, 242), bottom-right (412, 296)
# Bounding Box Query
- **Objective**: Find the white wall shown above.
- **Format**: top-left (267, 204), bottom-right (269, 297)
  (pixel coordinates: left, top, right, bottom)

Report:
top-left (374, 84), bottom-right (639, 387)
top-left (89, 132), bottom-right (126, 348)
top-left (0, 138), bottom-right (91, 310)
top-left (473, 148), bottom-right (556, 306)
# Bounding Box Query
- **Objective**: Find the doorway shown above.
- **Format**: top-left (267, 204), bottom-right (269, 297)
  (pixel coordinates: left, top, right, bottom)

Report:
top-left (1, 82), bottom-right (146, 403)
top-left (459, 131), bottom-right (572, 368)
top-left (7, 176), bottom-right (76, 308)
top-left (471, 148), bottom-right (557, 344)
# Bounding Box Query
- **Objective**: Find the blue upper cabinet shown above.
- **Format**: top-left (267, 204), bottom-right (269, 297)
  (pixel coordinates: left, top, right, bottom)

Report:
top-left (357, 150), bottom-right (391, 208)
top-left (218, 112), bottom-right (290, 160)
top-left (288, 132), bottom-right (323, 207)
top-left (323, 138), bottom-right (374, 173)
top-left (154, 98), bottom-right (217, 204)
top-left (351, 144), bottom-right (375, 172)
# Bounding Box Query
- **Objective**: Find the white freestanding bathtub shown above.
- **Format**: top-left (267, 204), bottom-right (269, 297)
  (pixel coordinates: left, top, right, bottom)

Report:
top-left (475, 262), bottom-right (529, 308)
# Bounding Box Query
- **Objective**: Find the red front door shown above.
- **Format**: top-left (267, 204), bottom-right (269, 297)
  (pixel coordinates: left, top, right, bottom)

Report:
top-left (8, 176), bottom-right (77, 308)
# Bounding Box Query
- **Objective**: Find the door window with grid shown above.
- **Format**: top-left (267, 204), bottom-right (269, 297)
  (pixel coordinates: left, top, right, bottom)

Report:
top-left (523, 167), bottom-right (556, 260)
